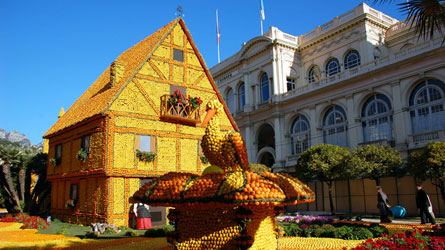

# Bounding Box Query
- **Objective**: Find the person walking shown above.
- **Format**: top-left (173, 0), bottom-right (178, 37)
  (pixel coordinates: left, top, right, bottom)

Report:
top-left (416, 183), bottom-right (436, 225)
top-left (133, 202), bottom-right (152, 230)
top-left (377, 186), bottom-right (392, 223)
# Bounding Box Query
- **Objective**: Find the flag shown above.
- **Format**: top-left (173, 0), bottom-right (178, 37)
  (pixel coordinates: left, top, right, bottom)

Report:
top-left (260, 0), bottom-right (265, 21)
top-left (216, 9), bottom-right (221, 46)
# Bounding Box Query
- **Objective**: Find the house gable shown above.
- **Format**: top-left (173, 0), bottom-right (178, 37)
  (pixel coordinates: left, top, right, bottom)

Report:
top-left (106, 19), bottom-right (237, 130)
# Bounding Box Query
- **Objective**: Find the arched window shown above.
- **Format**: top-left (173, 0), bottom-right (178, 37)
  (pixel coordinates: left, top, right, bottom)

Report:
top-left (361, 94), bottom-right (393, 142)
top-left (409, 79), bottom-right (445, 134)
top-left (344, 50), bottom-right (361, 69)
top-left (238, 83), bottom-right (245, 111)
top-left (226, 88), bottom-right (235, 114)
top-left (308, 65), bottom-right (320, 83)
top-left (323, 106), bottom-right (348, 147)
top-left (290, 116), bottom-right (310, 155)
top-left (325, 58), bottom-right (341, 76)
top-left (260, 73), bottom-right (270, 102)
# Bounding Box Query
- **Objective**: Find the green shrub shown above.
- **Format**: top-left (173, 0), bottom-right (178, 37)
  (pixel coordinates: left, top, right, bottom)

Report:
top-left (320, 224), bottom-right (336, 238)
top-left (125, 230), bottom-right (139, 237)
top-left (282, 220), bottom-right (386, 240)
top-left (118, 226), bottom-right (131, 231)
top-left (283, 223), bottom-right (302, 237)
top-left (369, 223), bottom-right (389, 237)
top-left (350, 227), bottom-right (374, 240)
top-left (144, 225), bottom-right (174, 237)
top-left (333, 226), bottom-right (354, 239)
top-left (85, 232), bottom-right (99, 238)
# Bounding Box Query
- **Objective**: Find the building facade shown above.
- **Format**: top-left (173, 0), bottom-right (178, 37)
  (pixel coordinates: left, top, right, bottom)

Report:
top-left (210, 3), bottom-right (445, 215)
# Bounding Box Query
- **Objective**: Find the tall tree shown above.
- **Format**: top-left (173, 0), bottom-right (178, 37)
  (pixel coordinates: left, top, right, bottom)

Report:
top-left (295, 144), bottom-right (352, 215)
top-left (407, 141), bottom-right (445, 203)
top-left (27, 152), bottom-right (51, 217)
top-left (375, 0), bottom-right (445, 42)
top-left (0, 145), bottom-right (40, 213)
top-left (351, 145), bottom-right (403, 186)
top-left (0, 145), bottom-right (24, 212)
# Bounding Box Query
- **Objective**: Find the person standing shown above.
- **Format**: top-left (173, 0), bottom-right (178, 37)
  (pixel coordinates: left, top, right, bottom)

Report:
top-left (133, 202), bottom-right (152, 230)
top-left (416, 183), bottom-right (436, 225)
top-left (377, 186), bottom-right (392, 223)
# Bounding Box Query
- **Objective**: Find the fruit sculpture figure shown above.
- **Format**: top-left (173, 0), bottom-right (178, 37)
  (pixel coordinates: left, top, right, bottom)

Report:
top-left (201, 100), bottom-right (248, 172)
top-left (133, 100), bottom-right (315, 250)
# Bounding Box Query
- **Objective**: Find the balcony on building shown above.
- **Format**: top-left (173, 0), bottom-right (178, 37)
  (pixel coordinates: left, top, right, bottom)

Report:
top-left (159, 95), bottom-right (201, 126)
top-left (408, 130), bottom-right (445, 149)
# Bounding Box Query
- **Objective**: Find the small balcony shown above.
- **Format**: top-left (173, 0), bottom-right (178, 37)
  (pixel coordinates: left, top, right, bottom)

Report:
top-left (408, 130), bottom-right (445, 149)
top-left (160, 95), bottom-right (201, 125)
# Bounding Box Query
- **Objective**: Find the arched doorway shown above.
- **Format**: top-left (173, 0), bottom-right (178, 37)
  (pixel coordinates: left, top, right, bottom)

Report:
top-left (257, 124), bottom-right (275, 151)
top-left (258, 151), bottom-right (275, 168)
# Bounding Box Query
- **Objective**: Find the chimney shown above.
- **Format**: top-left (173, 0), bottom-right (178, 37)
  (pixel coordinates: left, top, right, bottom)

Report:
top-left (58, 107), bottom-right (65, 119)
top-left (110, 60), bottom-right (125, 85)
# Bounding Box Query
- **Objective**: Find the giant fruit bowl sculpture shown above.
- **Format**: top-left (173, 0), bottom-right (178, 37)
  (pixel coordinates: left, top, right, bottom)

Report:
top-left (133, 100), bottom-right (315, 250)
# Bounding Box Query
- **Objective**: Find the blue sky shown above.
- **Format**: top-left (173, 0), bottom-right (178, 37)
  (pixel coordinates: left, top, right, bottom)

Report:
top-left (0, 0), bottom-right (405, 144)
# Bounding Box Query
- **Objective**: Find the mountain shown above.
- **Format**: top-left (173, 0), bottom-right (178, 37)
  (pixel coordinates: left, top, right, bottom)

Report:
top-left (0, 128), bottom-right (41, 148)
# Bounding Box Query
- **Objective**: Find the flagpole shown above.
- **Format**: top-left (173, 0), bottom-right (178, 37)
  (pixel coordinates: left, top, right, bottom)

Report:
top-left (260, 0), bottom-right (265, 35)
top-left (261, 18), bottom-right (263, 35)
top-left (216, 9), bottom-right (221, 63)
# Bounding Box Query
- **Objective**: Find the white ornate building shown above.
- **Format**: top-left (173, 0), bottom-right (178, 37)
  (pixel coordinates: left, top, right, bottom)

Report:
top-left (210, 3), bottom-right (445, 173)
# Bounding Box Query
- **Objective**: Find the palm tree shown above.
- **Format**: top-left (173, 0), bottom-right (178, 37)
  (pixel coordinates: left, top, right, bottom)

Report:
top-left (0, 145), bottom-right (40, 213)
top-left (0, 145), bottom-right (24, 212)
top-left (375, 0), bottom-right (445, 41)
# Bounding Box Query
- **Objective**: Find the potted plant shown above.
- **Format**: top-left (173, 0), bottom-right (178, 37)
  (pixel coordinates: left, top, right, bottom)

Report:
top-left (136, 150), bottom-right (156, 162)
top-left (168, 90), bottom-right (185, 116)
top-left (50, 158), bottom-right (61, 166)
top-left (187, 95), bottom-right (203, 109)
top-left (77, 149), bottom-right (89, 163)
top-left (66, 199), bottom-right (76, 208)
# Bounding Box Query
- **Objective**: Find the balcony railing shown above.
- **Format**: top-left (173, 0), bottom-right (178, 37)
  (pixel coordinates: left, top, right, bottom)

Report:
top-left (160, 95), bottom-right (201, 125)
top-left (408, 130), bottom-right (445, 148)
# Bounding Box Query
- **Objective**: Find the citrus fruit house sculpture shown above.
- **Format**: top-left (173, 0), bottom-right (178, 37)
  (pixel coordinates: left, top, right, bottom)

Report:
top-left (133, 100), bottom-right (315, 250)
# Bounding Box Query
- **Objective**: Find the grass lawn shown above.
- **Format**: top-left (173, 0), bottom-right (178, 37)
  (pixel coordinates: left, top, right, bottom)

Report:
top-left (38, 220), bottom-right (149, 238)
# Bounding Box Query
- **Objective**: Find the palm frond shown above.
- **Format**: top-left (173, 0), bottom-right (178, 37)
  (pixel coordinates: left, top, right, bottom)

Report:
top-left (398, 0), bottom-right (445, 40)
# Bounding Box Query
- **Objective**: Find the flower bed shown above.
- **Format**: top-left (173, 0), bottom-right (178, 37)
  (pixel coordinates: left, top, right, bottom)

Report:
top-left (350, 230), bottom-right (445, 250)
top-left (279, 216), bottom-right (387, 240)
top-left (0, 213), bottom-right (49, 229)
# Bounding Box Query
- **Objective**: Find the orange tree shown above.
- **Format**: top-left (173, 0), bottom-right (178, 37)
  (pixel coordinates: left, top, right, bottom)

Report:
top-left (295, 144), bottom-right (352, 215)
top-left (351, 145), bottom-right (403, 186)
top-left (407, 141), bottom-right (445, 203)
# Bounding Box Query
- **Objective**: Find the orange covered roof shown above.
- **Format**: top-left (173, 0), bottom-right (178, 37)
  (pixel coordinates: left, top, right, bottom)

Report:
top-left (43, 19), bottom-right (179, 138)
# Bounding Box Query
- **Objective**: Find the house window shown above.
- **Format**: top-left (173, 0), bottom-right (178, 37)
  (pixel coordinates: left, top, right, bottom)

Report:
top-left (290, 115), bottom-right (310, 155)
top-left (173, 48), bottom-right (184, 62)
top-left (344, 50), bottom-right (361, 69)
top-left (70, 183), bottom-right (78, 201)
top-left (226, 88), bottom-right (235, 114)
top-left (325, 58), bottom-right (341, 76)
top-left (140, 136), bottom-right (151, 152)
top-left (308, 66), bottom-right (320, 83)
top-left (55, 144), bottom-right (62, 161)
top-left (260, 73), bottom-right (270, 102)
top-left (238, 83), bottom-right (245, 111)
top-left (287, 78), bottom-right (296, 91)
top-left (409, 79), bottom-right (445, 134)
top-left (323, 106), bottom-right (348, 147)
top-left (136, 135), bottom-right (156, 153)
top-left (361, 94), bottom-right (393, 142)
top-left (170, 85), bottom-right (186, 97)
top-left (81, 135), bottom-right (90, 152)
